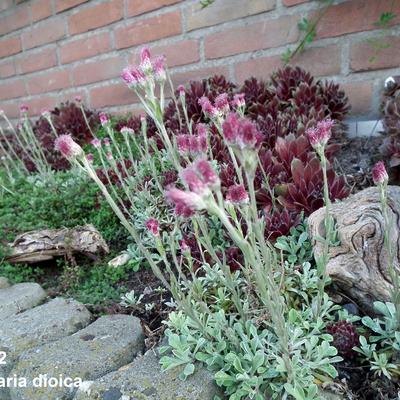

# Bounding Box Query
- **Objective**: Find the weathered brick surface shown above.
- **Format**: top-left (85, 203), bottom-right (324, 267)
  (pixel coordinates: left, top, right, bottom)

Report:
top-left (55, 0), bottom-right (89, 13)
top-left (186, 0), bottom-right (275, 31)
top-left (31, 0), bottom-right (53, 22)
top-left (0, 59), bottom-right (16, 78)
top-left (68, 0), bottom-right (123, 35)
top-left (17, 47), bottom-right (57, 74)
top-left (350, 36), bottom-right (400, 72)
top-left (0, 6), bottom-right (29, 36)
top-left (341, 81), bottom-right (374, 115)
top-left (133, 39), bottom-right (200, 67)
top-left (22, 18), bottom-right (65, 50)
top-left (27, 69), bottom-right (71, 95)
top-left (205, 15), bottom-right (299, 59)
top-left (60, 32), bottom-right (112, 64)
top-left (89, 83), bottom-right (138, 108)
top-left (0, 36), bottom-right (21, 58)
top-left (235, 45), bottom-right (341, 83)
top-left (0, 79), bottom-right (26, 100)
top-left (0, 0), bottom-right (398, 118)
top-left (315, 0), bottom-right (400, 39)
top-left (115, 10), bottom-right (181, 49)
top-left (72, 55), bottom-right (125, 86)
top-left (127, 0), bottom-right (181, 17)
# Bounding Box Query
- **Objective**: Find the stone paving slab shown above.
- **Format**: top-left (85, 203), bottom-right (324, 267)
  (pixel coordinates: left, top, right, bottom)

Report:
top-left (0, 277), bottom-right (10, 289)
top-left (73, 350), bottom-right (223, 400)
top-left (10, 314), bottom-right (144, 400)
top-left (0, 283), bottom-right (46, 320)
top-left (0, 298), bottom-right (92, 400)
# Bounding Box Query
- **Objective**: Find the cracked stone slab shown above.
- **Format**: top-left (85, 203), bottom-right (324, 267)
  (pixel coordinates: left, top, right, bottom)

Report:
top-left (10, 314), bottom-right (144, 400)
top-left (0, 298), bottom-right (92, 400)
top-left (73, 349), bottom-right (223, 400)
top-left (0, 283), bottom-right (46, 320)
top-left (0, 277), bottom-right (10, 289)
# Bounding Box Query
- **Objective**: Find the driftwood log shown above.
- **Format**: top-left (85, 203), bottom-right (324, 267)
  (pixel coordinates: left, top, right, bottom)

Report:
top-left (5, 224), bottom-right (109, 264)
top-left (308, 186), bottom-right (400, 314)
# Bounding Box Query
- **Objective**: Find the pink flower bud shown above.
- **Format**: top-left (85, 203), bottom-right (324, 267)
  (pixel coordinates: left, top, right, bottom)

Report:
top-left (195, 159), bottom-right (220, 187)
top-left (306, 119), bottom-right (334, 148)
top-left (372, 161), bottom-right (388, 185)
top-left (99, 112), bottom-right (109, 127)
top-left (19, 104), bottom-right (29, 114)
top-left (140, 47), bottom-right (152, 72)
top-left (55, 134), bottom-right (83, 159)
top-left (198, 96), bottom-right (217, 117)
top-left (121, 66), bottom-right (146, 87)
top-left (104, 138), bottom-right (111, 147)
top-left (231, 93), bottom-right (245, 109)
top-left (120, 127), bottom-right (135, 135)
top-left (226, 184), bottom-right (249, 205)
top-left (197, 124), bottom-right (208, 153)
top-left (188, 135), bottom-right (200, 153)
top-left (165, 188), bottom-right (204, 215)
top-left (153, 55), bottom-right (166, 82)
top-left (215, 93), bottom-right (229, 114)
top-left (177, 85), bottom-right (185, 97)
top-left (177, 135), bottom-right (190, 154)
top-left (91, 138), bottom-right (101, 148)
top-left (181, 168), bottom-right (208, 194)
top-left (179, 239), bottom-right (190, 253)
top-left (106, 151), bottom-right (113, 160)
top-left (86, 153), bottom-right (94, 163)
top-left (222, 113), bottom-right (240, 144)
top-left (74, 95), bottom-right (82, 103)
top-left (146, 218), bottom-right (160, 236)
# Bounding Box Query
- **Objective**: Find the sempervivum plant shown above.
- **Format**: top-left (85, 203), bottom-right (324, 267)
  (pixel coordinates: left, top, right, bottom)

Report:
top-left (327, 320), bottom-right (360, 359)
top-left (33, 102), bottom-right (100, 171)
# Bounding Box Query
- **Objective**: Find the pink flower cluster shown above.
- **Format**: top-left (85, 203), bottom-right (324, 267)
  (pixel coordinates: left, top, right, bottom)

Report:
top-left (231, 93), bottom-right (245, 109)
top-left (55, 134), bottom-right (83, 159)
top-left (121, 47), bottom-right (166, 88)
top-left (19, 104), bottom-right (29, 114)
top-left (222, 112), bottom-right (263, 150)
top-left (146, 218), bottom-right (160, 236)
top-left (306, 119), bottom-right (334, 148)
top-left (99, 112), bottom-right (109, 127)
top-left (177, 124), bottom-right (208, 155)
top-left (165, 159), bottom-right (219, 217)
top-left (226, 184), bottom-right (249, 205)
top-left (372, 161), bottom-right (388, 185)
top-left (198, 93), bottom-right (230, 118)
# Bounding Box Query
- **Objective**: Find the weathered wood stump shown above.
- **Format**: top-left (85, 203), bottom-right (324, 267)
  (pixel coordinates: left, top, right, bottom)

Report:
top-left (5, 224), bottom-right (109, 263)
top-left (308, 186), bottom-right (400, 314)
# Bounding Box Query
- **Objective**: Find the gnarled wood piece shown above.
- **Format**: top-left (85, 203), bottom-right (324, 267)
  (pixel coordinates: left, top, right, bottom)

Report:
top-left (5, 224), bottom-right (109, 264)
top-left (308, 186), bottom-right (400, 314)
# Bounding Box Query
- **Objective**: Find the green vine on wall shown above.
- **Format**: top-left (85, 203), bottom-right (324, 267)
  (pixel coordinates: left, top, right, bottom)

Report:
top-left (199, 0), bottom-right (397, 66)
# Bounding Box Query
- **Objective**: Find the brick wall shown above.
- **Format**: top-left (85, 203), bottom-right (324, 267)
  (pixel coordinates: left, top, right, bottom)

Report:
top-left (0, 0), bottom-right (399, 121)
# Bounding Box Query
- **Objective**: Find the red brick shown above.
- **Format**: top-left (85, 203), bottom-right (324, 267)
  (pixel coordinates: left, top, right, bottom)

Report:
top-left (26, 95), bottom-right (59, 117)
top-left (351, 36), bottom-right (400, 72)
top-left (68, 0), bottom-right (123, 35)
top-left (234, 45), bottom-right (341, 83)
top-left (341, 81), bottom-right (373, 116)
top-left (17, 47), bottom-right (57, 74)
top-left (22, 18), bottom-right (65, 50)
top-left (31, 0), bottom-right (53, 22)
top-left (127, 0), bottom-right (181, 17)
top-left (27, 69), bottom-right (71, 95)
top-left (186, 0), bottom-right (275, 31)
top-left (129, 40), bottom-right (199, 67)
top-left (60, 32), bottom-right (112, 64)
top-left (0, 36), bottom-right (22, 58)
top-left (89, 83), bottom-right (138, 108)
top-left (0, 6), bottom-right (30, 36)
top-left (0, 60), bottom-right (16, 79)
top-left (55, 0), bottom-right (89, 13)
top-left (205, 15), bottom-right (299, 59)
top-left (283, 0), bottom-right (308, 6)
top-left (0, 0), bottom-right (14, 12)
top-left (315, 0), bottom-right (400, 39)
top-left (171, 66), bottom-right (229, 87)
top-left (0, 79), bottom-right (26, 101)
top-left (115, 11), bottom-right (181, 49)
top-left (0, 101), bottom-right (20, 119)
top-left (72, 55), bottom-right (125, 86)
